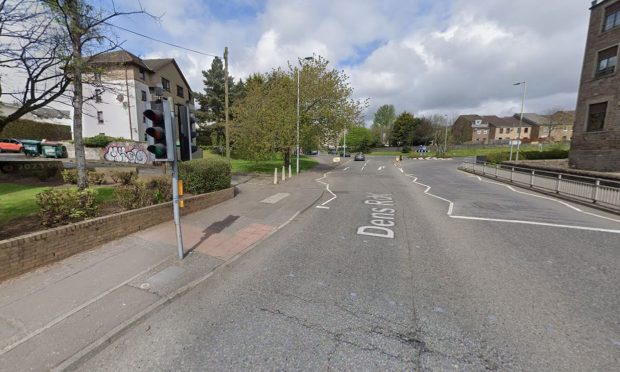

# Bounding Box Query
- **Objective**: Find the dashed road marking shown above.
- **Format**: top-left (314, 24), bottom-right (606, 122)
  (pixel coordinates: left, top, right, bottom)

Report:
top-left (260, 193), bottom-right (290, 204)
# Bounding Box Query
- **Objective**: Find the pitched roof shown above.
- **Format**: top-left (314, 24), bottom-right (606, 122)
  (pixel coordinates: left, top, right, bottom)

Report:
top-left (498, 116), bottom-right (531, 127)
top-left (87, 50), bottom-right (152, 71)
top-left (519, 113), bottom-right (548, 126)
top-left (143, 58), bottom-right (193, 93)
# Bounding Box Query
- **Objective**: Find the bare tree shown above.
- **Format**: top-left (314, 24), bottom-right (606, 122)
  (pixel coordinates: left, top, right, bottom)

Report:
top-left (43, 0), bottom-right (153, 189)
top-left (0, 0), bottom-right (71, 130)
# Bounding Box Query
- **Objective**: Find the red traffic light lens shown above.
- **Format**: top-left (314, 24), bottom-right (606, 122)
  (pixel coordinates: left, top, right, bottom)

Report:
top-left (143, 109), bottom-right (162, 123)
top-left (145, 126), bottom-right (165, 140)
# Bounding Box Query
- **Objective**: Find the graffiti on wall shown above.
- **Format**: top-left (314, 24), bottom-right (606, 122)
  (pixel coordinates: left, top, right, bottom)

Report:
top-left (103, 143), bottom-right (152, 164)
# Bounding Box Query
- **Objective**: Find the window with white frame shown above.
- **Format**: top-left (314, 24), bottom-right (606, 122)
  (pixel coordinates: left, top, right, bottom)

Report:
top-left (97, 111), bottom-right (104, 124)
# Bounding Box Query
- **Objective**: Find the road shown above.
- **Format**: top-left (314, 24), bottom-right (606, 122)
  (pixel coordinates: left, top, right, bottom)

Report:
top-left (81, 157), bottom-right (620, 371)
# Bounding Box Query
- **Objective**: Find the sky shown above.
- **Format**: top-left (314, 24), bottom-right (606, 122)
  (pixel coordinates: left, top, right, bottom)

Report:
top-left (4, 0), bottom-right (593, 123)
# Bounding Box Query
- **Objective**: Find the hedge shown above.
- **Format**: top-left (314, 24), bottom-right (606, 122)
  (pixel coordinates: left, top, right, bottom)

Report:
top-left (486, 148), bottom-right (569, 163)
top-left (83, 134), bottom-right (128, 148)
top-left (1, 118), bottom-right (72, 141)
top-left (179, 158), bottom-right (231, 194)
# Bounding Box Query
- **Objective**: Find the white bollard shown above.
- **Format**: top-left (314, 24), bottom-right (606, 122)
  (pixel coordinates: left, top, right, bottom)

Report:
top-left (274, 168), bottom-right (278, 184)
top-left (282, 165), bottom-right (286, 181)
top-left (289, 164), bottom-right (292, 178)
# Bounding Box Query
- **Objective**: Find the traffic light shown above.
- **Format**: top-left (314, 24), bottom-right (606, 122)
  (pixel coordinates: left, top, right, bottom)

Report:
top-left (144, 100), bottom-right (174, 161)
top-left (179, 106), bottom-right (198, 161)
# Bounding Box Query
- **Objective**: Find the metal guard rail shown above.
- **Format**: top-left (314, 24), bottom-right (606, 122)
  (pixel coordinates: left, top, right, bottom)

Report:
top-left (459, 161), bottom-right (620, 212)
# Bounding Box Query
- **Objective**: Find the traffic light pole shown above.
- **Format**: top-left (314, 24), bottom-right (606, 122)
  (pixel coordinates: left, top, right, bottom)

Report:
top-left (171, 154), bottom-right (184, 259)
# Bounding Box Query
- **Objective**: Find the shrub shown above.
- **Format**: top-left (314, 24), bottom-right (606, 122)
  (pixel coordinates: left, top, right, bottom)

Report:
top-left (116, 176), bottom-right (172, 210)
top-left (147, 176), bottom-right (173, 204)
top-left (36, 188), bottom-right (98, 227)
top-left (61, 169), bottom-right (78, 184)
top-left (83, 134), bottom-right (127, 148)
top-left (179, 158), bottom-right (231, 194)
top-left (116, 181), bottom-right (151, 210)
top-left (88, 171), bottom-right (105, 185)
top-left (110, 170), bottom-right (138, 185)
top-left (401, 146), bottom-right (411, 153)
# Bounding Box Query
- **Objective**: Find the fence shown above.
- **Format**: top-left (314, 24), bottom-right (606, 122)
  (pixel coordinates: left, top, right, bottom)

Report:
top-left (459, 161), bottom-right (620, 212)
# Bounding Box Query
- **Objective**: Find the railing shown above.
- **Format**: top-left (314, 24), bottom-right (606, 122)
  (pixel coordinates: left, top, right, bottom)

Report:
top-left (459, 161), bottom-right (620, 212)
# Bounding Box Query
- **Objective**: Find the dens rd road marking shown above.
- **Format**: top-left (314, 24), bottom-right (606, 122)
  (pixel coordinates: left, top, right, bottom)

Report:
top-left (357, 193), bottom-right (395, 239)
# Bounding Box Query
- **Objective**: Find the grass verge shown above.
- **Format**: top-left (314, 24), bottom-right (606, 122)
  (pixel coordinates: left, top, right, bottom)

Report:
top-left (202, 152), bottom-right (319, 173)
top-left (0, 184), bottom-right (116, 223)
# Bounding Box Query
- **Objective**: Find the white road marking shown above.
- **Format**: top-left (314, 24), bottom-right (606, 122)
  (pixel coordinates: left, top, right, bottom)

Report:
top-left (260, 193), bottom-right (290, 204)
top-left (378, 166), bottom-right (385, 171)
top-left (314, 172), bottom-right (337, 208)
top-left (344, 167), bottom-right (350, 171)
top-left (404, 174), bottom-right (620, 234)
top-left (399, 168), bottom-right (404, 173)
top-left (316, 206), bottom-right (330, 209)
top-left (361, 161), bottom-right (368, 171)
top-left (470, 175), bottom-right (620, 224)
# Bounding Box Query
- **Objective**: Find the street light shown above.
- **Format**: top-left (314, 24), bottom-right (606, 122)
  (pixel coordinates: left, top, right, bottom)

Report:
top-left (512, 81), bottom-right (527, 161)
top-left (443, 114), bottom-right (449, 154)
top-left (297, 56), bottom-right (313, 175)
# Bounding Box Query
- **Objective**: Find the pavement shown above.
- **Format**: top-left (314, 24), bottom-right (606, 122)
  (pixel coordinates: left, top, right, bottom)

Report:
top-left (0, 165), bottom-right (327, 371)
top-left (2, 155), bottom-right (620, 371)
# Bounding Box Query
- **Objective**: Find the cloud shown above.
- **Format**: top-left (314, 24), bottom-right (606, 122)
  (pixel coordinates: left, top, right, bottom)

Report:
top-left (1, 0), bottom-right (591, 122)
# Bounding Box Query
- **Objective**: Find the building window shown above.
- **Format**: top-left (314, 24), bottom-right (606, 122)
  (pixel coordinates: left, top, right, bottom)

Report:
top-left (476, 130), bottom-right (482, 134)
top-left (604, 3), bottom-right (620, 31)
top-left (141, 90), bottom-right (147, 102)
top-left (587, 102), bottom-right (607, 132)
top-left (506, 128), bottom-right (511, 133)
top-left (162, 77), bottom-right (170, 92)
top-left (499, 128), bottom-right (504, 134)
top-left (483, 130), bottom-right (488, 134)
top-left (596, 46), bottom-right (618, 77)
top-left (177, 85), bottom-right (184, 98)
top-left (139, 68), bottom-right (145, 80)
top-left (524, 127), bottom-right (529, 133)
top-left (97, 111), bottom-right (104, 125)
top-left (95, 89), bottom-right (102, 103)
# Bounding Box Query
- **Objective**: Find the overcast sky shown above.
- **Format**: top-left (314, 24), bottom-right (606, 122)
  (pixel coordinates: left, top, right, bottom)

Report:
top-left (5, 0), bottom-right (593, 123)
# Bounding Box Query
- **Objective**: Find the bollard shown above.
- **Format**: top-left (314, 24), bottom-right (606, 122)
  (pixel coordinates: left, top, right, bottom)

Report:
top-left (282, 166), bottom-right (286, 181)
top-left (592, 179), bottom-right (601, 203)
top-left (274, 168), bottom-right (278, 184)
top-left (289, 164), bottom-right (292, 178)
top-left (556, 174), bottom-right (562, 194)
top-left (529, 170), bottom-right (535, 187)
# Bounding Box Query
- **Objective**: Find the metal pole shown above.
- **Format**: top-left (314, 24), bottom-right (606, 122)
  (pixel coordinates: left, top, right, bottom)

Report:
top-left (224, 47), bottom-right (230, 161)
top-left (343, 128), bottom-right (347, 158)
top-left (171, 147), bottom-right (184, 259)
top-left (296, 67), bottom-right (300, 175)
top-left (516, 81), bottom-right (527, 161)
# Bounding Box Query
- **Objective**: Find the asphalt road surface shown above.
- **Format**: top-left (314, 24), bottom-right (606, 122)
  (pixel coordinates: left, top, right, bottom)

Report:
top-left (81, 157), bottom-right (620, 371)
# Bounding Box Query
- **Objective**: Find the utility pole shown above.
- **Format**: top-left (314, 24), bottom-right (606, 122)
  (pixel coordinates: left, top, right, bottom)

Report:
top-left (515, 81), bottom-right (527, 161)
top-left (296, 66), bottom-right (300, 174)
top-left (224, 47), bottom-right (230, 161)
top-left (443, 114), bottom-right (448, 154)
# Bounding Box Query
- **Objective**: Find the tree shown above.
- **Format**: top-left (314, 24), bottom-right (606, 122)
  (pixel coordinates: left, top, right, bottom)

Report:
top-left (391, 111), bottom-right (415, 146)
top-left (0, 0), bottom-right (71, 132)
top-left (233, 56), bottom-right (366, 167)
top-left (341, 126), bottom-right (376, 153)
top-left (196, 57), bottom-right (244, 123)
top-left (372, 104), bottom-right (396, 145)
top-left (43, 0), bottom-right (152, 189)
top-left (412, 118), bottom-right (434, 146)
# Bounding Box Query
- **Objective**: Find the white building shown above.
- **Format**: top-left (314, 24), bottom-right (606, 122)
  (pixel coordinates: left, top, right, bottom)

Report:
top-left (83, 51), bottom-right (195, 141)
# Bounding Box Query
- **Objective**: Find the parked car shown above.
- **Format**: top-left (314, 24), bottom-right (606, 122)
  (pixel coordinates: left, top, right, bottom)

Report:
top-left (354, 153), bottom-right (365, 161)
top-left (416, 145), bottom-right (428, 153)
top-left (328, 149), bottom-right (337, 154)
top-left (306, 150), bottom-right (319, 155)
top-left (339, 152), bottom-right (351, 157)
top-left (0, 138), bottom-right (23, 153)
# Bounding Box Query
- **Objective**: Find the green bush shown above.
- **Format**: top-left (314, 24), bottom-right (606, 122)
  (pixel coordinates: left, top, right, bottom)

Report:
top-left (88, 171), bottom-right (105, 185)
top-left (36, 188), bottom-right (98, 227)
top-left (485, 148), bottom-right (569, 164)
top-left (110, 170), bottom-right (138, 185)
top-left (61, 169), bottom-right (78, 184)
top-left (83, 134), bottom-right (128, 148)
top-left (401, 146), bottom-right (411, 153)
top-left (0, 118), bottom-right (72, 141)
top-left (116, 177), bottom-right (172, 210)
top-left (179, 158), bottom-right (231, 194)
top-left (147, 176), bottom-right (173, 204)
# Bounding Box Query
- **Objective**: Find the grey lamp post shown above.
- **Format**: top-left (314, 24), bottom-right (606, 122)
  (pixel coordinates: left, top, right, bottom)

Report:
top-left (297, 56), bottom-right (313, 175)
top-left (513, 81), bottom-right (527, 161)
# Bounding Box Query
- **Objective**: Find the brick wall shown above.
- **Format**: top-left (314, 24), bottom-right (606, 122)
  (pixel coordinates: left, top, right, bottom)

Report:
top-left (570, 0), bottom-right (620, 171)
top-left (0, 187), bottom-right (234, 282)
